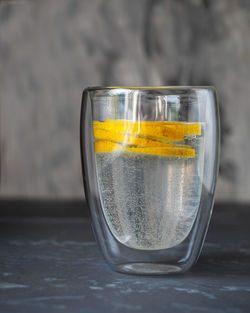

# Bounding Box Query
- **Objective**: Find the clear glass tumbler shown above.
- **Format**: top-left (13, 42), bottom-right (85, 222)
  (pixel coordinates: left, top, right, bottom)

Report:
top-left (80, 86), bottom-right (220, 275)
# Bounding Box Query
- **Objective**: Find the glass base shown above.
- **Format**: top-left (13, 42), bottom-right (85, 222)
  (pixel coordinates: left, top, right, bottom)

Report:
top-left (115, 263), bottom-right (182, 275)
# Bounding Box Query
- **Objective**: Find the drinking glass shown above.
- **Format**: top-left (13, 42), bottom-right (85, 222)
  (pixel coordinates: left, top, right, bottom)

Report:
top-left (80, 86), bottom-right (220, 275)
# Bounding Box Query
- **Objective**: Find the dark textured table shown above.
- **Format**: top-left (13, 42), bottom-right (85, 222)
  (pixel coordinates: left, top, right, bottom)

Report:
top-left (0, 203), bottom-right (250, 313)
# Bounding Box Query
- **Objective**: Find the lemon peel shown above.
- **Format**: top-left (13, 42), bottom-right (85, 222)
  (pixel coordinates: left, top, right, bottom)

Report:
top-left (103, 120), bottom-right (201, 136)
top-left (93, 128), bottom-right (191, 149)
top-left (94, 140), bottom-right (195, 158)
top-left (93, 121), bottom-right (184, 142)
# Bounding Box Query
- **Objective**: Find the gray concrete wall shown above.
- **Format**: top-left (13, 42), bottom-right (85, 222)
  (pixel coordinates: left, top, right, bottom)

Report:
top-left (0, 0), bottom-right (250, 201)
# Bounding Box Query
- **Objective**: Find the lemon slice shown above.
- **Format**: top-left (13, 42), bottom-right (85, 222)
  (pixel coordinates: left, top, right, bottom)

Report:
top-left (95, 140), bottom-right (195, 158)
top-left (93, 121), bottom-right (184, 142)
top-left (93, 128), bottom-right (191, 149)
top-left (93, 120), bottom-right (200, 157)
top-left (103, 120), bottom-right (201, 136)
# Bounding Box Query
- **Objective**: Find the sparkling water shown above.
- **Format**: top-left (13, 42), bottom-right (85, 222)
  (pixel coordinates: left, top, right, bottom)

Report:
top-left (95, 135), bottom-right (205, 250)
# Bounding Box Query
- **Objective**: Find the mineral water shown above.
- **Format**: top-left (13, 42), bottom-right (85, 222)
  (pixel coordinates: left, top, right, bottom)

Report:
top-left (95, 132), bottom-right (205, 250)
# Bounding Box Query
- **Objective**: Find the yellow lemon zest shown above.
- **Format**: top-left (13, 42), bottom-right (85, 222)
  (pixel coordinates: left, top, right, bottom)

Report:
top-left (93, 121), bottom-right (184, 142)
top-left (94, 140), bottom-right (195, 158)
top-left (103, 119), bottom-right (201, 136)
top-left (93, 128), bottom-right (191, 149)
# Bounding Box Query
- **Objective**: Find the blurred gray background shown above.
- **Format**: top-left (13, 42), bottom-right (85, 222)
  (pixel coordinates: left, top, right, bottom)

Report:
top-left (0, 0), bottom-right (249, 202)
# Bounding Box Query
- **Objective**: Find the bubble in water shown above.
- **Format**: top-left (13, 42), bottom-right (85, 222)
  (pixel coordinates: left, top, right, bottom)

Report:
top-left (95, 136), bottom-right (204, 250)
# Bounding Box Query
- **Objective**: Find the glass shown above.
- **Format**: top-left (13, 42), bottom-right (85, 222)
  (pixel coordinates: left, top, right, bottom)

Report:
top-left (80, 86), bottom-right (220, 275)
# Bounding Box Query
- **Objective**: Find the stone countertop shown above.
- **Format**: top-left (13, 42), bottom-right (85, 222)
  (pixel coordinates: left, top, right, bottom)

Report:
top-left (0, 203), bottom-right (250, 313)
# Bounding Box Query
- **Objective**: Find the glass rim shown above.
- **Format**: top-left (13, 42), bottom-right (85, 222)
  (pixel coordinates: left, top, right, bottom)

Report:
top-left (84, 85), bottom-right (216, 92)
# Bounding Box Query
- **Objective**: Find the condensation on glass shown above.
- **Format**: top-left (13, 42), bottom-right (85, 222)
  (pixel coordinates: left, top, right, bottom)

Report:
top-left (80, 87), bottom-right (220, 275)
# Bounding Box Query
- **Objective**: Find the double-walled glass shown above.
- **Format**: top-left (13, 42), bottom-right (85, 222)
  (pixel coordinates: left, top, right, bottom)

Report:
top-left (80, 86), bottom-right (220, 275)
